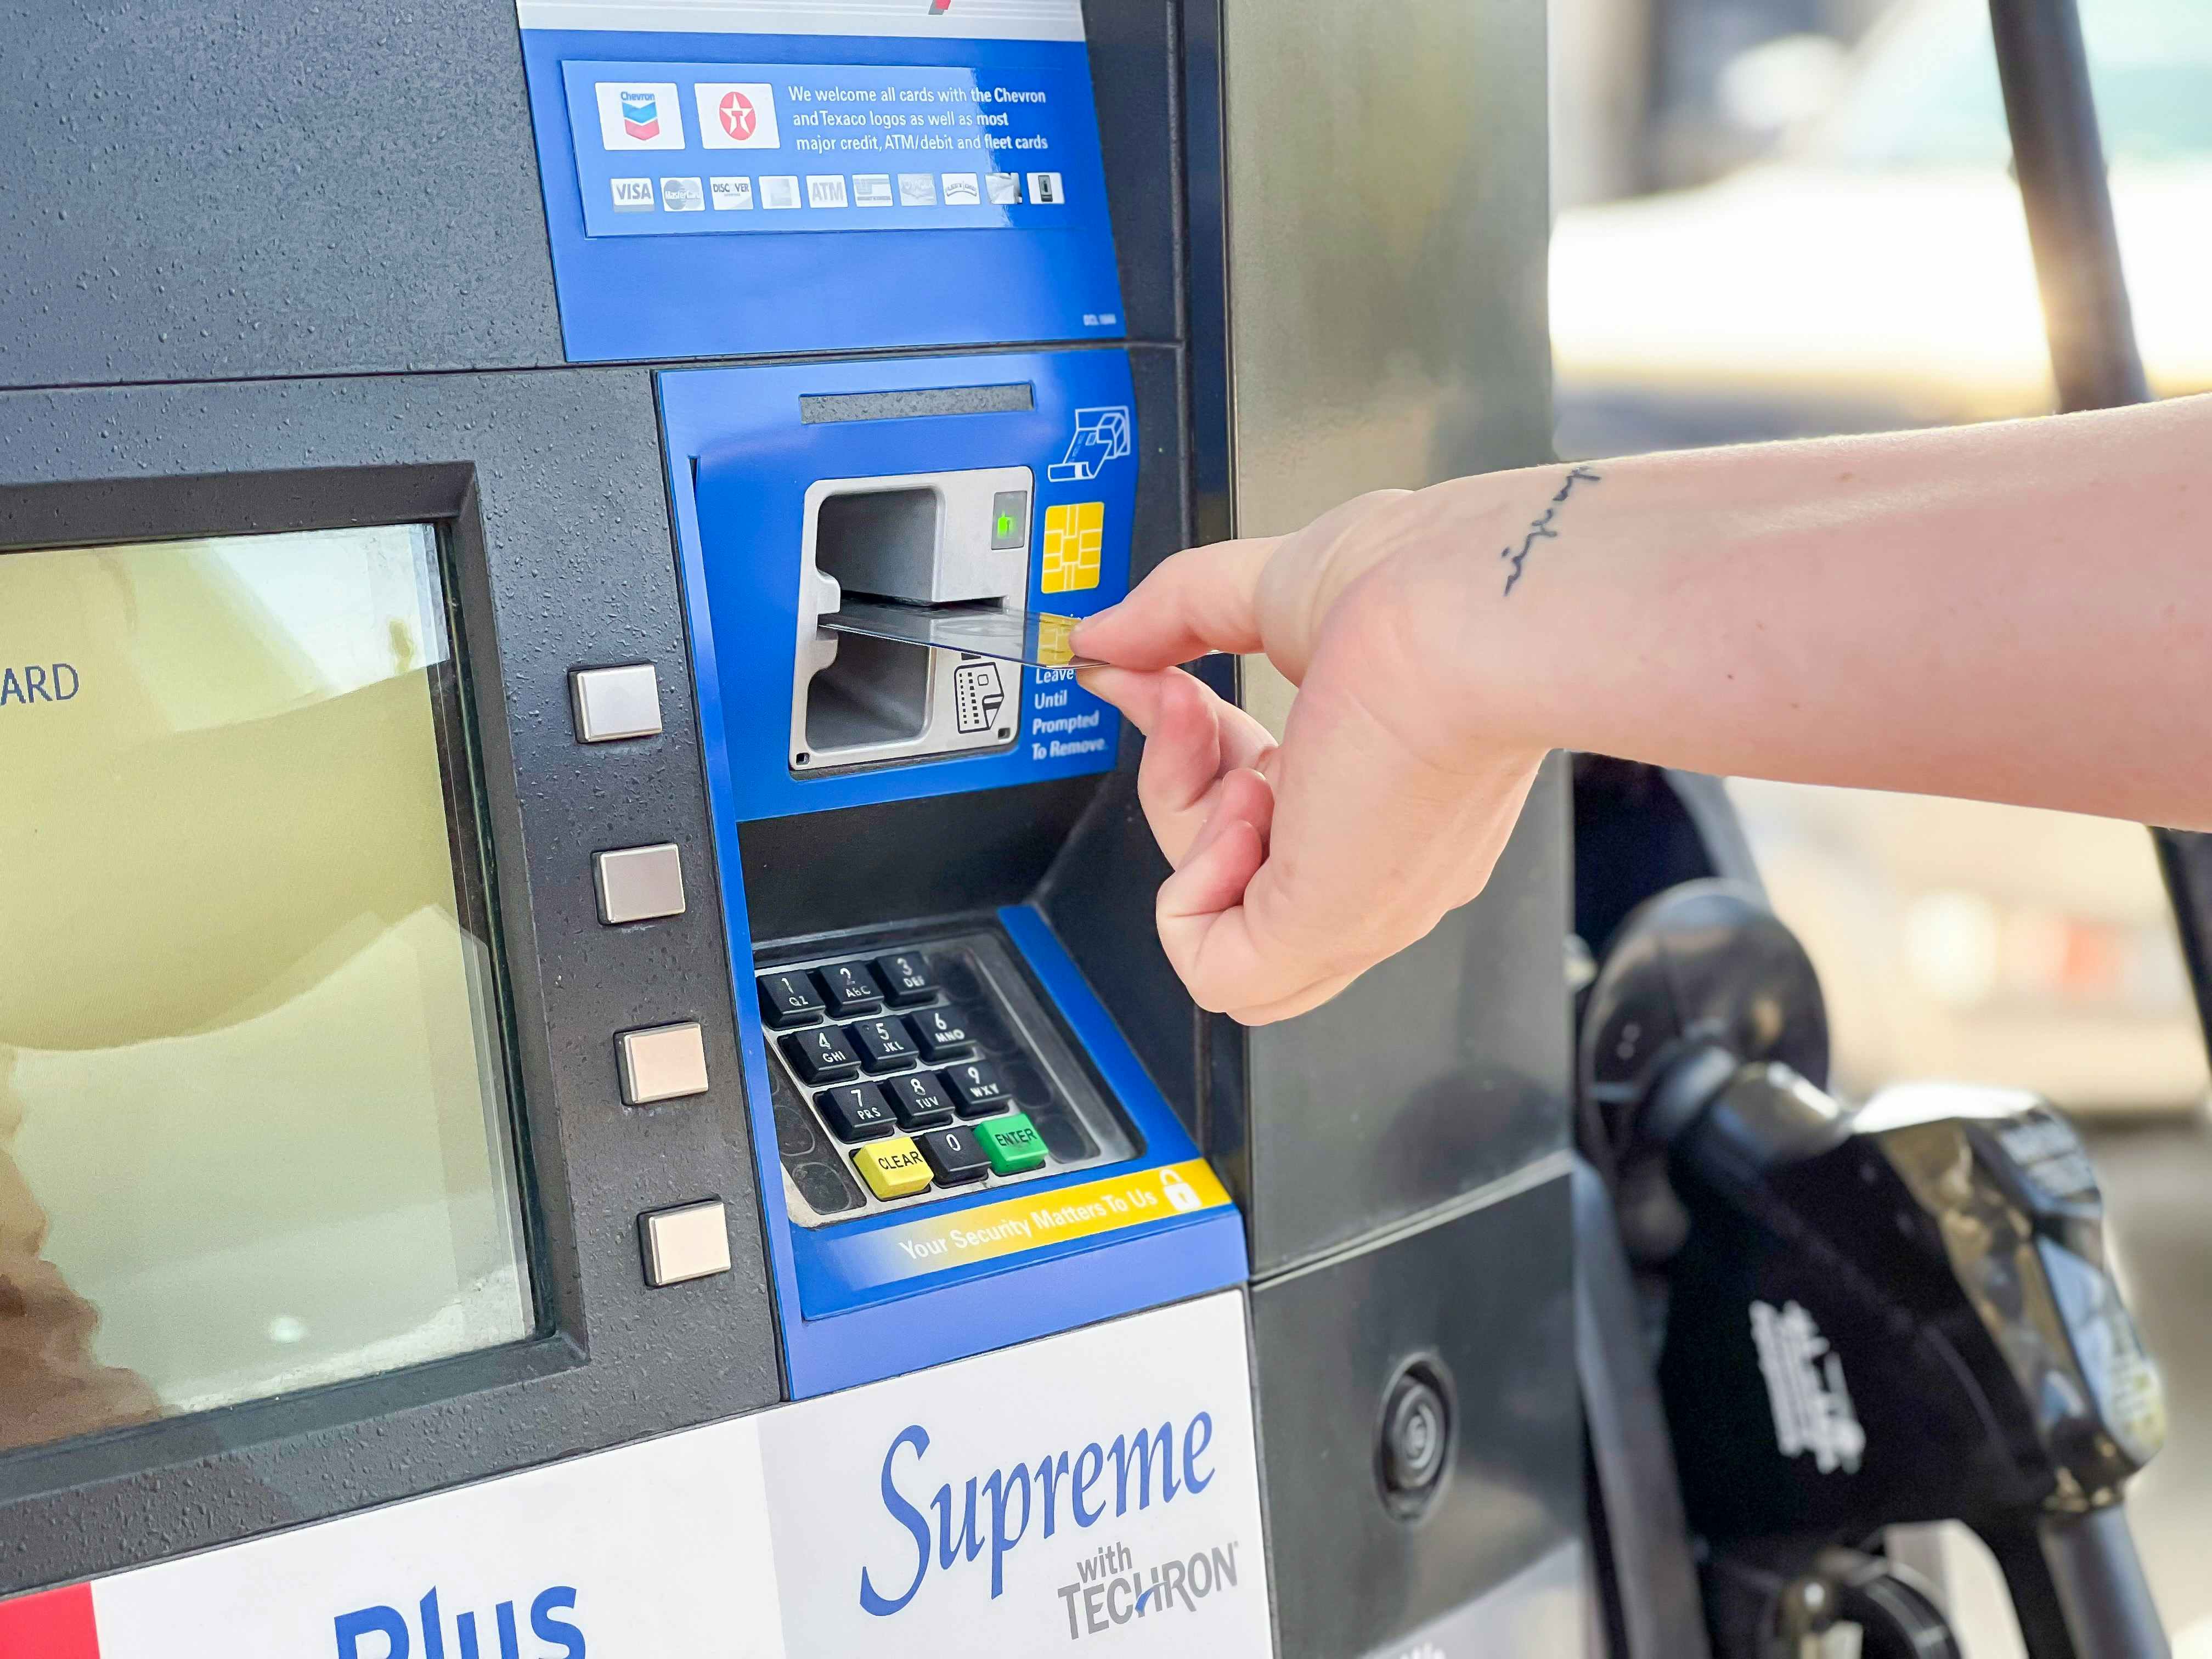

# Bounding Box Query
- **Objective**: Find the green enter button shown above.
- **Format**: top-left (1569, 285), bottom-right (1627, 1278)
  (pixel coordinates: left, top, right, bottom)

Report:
top-left (977, 1111), bottom-right (1048, 1175)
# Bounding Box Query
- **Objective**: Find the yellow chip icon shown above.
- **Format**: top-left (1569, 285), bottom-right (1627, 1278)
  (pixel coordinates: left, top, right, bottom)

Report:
top-left (1032, 613), bottom-right (1080, 668)
top-left (1041, 501), bottom-right (1105, 593)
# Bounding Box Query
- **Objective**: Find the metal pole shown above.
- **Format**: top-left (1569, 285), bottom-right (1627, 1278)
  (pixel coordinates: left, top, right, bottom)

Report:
top-left (1987, 0), bottom-right (2149, 410)
top-left (1987, 21), bottom-right (2183, 1659)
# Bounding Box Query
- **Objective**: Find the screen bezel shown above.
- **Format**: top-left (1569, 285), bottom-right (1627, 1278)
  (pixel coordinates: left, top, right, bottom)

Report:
top-left (0, 465), bottom-right (579, 1504)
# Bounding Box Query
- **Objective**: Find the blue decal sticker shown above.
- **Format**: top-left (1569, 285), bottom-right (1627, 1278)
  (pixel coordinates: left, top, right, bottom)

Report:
top-left (519, 27), bottom-right (1126, 360)
top-left (561, 61), bottom-right (1110, 241)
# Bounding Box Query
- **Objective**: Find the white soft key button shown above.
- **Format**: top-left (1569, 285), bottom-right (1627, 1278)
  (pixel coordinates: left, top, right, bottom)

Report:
top-left (617, 1022), bottom-right (709, 1105)
top-left (640, 1200), bottom-right (731, 1287)
top-left (571, 663), bottom-right (663, 743)
top-left (595, 843), bottom-right (686, 924)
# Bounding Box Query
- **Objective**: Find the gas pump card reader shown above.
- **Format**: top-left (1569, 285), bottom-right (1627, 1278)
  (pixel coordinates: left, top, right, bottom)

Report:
top-left (0, 0), bottom-right (1263, 1647)
top-left (0, 0), bottom-right (1582, 1650)
top-left (664, 342), bottom-right (1247, 1395)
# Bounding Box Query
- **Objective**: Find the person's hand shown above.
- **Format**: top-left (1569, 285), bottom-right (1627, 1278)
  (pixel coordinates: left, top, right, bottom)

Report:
top-left (1074, 484), bottom-right (1549, 1024)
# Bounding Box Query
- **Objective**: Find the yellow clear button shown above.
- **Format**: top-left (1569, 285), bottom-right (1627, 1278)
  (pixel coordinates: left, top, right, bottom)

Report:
top-left (854, 1135), bottom-right (933, 1201)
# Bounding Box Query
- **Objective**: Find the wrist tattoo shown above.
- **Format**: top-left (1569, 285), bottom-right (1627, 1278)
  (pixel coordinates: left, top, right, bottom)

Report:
top-left (1500, 465), bottom-right (1602, 596)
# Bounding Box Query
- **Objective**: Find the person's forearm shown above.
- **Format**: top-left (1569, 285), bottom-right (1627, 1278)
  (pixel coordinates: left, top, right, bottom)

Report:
top-left (1071, 393), bottom-right (2212, 1019)
top-left (1416, 394), bottom-right (2212, 829)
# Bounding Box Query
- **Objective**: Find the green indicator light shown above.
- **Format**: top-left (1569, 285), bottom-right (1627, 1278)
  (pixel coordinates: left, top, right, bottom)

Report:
top-left (977, 1111), bottom-right (1048, 1175)
top-left (997, 514), bottom-right (1016, 539)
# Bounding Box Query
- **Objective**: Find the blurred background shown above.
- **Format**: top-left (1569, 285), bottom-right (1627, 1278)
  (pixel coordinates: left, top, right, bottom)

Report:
top-left (1545, 0), bottom-right (2212, 1648)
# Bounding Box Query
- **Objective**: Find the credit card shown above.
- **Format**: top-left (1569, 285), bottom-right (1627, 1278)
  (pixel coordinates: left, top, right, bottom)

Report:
top-left (819, 600), bottom-right (1099, 669)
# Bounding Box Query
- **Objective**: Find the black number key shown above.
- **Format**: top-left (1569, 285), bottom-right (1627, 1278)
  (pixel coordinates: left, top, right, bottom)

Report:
top-left (917, 1125), bottom-right (992, 1186)
top-left (906, 1006), bottom-right (975, 1063)
top-left (850, 1017), bottom-right (919, 1073)
top-left (815, 961), bottom-right (885, 1017)
top-left (885, 1070), bottom-right (957, 1130)
top-left (758, 972), bottom-right (825, 1029)
top-left (816, 1084), bottom-right (898, 1143)
top-left (783, 1026), bottom-right (862, 1085)
top-left (941, 1060), bottom-right (1013, 1118)
top-left (872, 952), bottom-right (936, 1007)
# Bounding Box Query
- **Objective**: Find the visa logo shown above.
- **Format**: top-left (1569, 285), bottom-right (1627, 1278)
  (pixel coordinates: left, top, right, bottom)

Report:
top-left (860, 1410), bottom-right (1217, 1615)
top-left (619, 89), bottom-right (659, 140)
top-left (334, 1586), bottom-right (584, 1659)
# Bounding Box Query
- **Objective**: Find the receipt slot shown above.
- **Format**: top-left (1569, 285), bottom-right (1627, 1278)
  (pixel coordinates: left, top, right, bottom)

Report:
top-left (0, 1), bottom-right (1571, 1656)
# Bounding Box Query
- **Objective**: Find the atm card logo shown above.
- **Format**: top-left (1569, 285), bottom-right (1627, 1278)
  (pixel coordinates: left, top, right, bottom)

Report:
top-left (595, 82), bottom-right (684, 150)
top-left (695, 82), bottom-right (781, 150)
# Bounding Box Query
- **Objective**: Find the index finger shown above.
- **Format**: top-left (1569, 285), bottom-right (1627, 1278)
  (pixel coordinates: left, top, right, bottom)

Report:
top-left (1073, 537), bottom-right (1279, 670)
top-left (1156, 664), bottom-right (1531, 1019)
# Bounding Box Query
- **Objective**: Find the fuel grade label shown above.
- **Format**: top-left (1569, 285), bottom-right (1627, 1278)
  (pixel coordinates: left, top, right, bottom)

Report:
top-left (763, 1290), bottom-right (1271, 1657)
top-left (0, 1293), bottom-right (1271, 1659)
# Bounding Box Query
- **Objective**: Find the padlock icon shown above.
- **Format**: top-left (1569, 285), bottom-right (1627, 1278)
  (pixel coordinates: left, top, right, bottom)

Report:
top-left (1160, 1166), bottom-right (1204, 1214)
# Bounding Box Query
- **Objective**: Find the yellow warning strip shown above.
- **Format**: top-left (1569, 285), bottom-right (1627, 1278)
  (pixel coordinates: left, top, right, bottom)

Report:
top-left (854, 1158), bottom-right (1232, 1280)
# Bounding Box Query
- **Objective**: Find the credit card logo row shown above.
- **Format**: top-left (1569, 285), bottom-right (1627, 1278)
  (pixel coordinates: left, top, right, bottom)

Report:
top-left (612, 171), bottom-right (1066, 213)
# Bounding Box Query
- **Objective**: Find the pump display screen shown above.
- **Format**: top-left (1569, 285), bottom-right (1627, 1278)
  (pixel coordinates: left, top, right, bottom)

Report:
top-left (0, 526), bottom-right (533, 1455)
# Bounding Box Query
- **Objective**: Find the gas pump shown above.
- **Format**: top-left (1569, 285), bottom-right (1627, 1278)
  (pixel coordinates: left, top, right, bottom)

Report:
top-left (0, 2), bottom-right (1574, 1656)
top-left (1582, 881), bottom-right (2172, 1659)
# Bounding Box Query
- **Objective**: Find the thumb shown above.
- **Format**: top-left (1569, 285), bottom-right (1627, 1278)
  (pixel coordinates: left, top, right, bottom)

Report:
top-left (1073, 538), bottom-right (1278, 671)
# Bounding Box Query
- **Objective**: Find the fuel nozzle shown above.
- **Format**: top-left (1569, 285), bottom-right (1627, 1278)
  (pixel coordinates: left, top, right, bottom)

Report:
top-left (1581, 881), bottom-right (2170, 1659)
